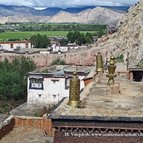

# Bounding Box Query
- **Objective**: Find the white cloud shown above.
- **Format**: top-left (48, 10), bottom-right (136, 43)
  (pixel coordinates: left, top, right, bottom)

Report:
top-left (0, 0), bottom-right (34, 7)
top-left (0, 0), bottom-right (139, 8)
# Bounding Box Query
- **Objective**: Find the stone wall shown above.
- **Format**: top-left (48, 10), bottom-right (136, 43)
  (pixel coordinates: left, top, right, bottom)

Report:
top-left (0, 48), bottom-right (99, 67)
top-left (0, 115), bottom-right (15, 140)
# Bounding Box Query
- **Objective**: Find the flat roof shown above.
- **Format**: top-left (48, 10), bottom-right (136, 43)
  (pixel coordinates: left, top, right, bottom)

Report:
top-left (29, 65), bottom-right (92, 78)
top-left (49, 75), bottom-right (143, 122)
top-left (1, 127), bottom-right (53, 143)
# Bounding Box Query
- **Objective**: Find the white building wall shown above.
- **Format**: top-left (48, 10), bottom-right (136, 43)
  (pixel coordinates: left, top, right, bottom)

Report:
top-left (27, 75), bottom-right (85, 105)
top-left (52, 44), bottom-right (60, 53)
top-left (52, 44), bottom-right (69, 53)
top-left (59, 46), bottom-right (68, 52)
top-left (0, 42), bottom-right (31, 51)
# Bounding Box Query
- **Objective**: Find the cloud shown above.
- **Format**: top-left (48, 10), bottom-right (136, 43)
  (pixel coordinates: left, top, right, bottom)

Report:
top-left (0, 0), bottom-right (139, 8)
top-left (0, 0), bottom-right (34, 7)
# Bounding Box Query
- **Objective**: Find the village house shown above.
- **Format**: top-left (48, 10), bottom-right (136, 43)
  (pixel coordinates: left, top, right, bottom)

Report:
top-left (51, 44), bottom-right (68, 53)
top-left (51, 43), bottom-right (79, 53)
top-left (27, 65), bottom-right (92, 105)
top-left (0, 40), bottom-right (32, 51)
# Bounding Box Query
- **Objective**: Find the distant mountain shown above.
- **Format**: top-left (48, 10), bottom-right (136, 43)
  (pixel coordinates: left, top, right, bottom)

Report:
top-left (0, 16), bottom-right (50, 24)
top-left (0, 5), bottom-right (128, 24)
top-left (0, 5), bottom-right (129, 17)
top-left (102, 6), bottom-right (130, 12)
top-left (50, 7), bottom-right (124, 25)
top-left (0, 5), bottom-right (42, 16)
top-left (42, 6), bottom-right (129, 16)
top-left (40, 7), bottom-right (63, 16)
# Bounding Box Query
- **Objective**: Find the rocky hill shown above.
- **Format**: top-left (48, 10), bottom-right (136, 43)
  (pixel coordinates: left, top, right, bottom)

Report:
top-left (50, 7), bottom-right (124, 25)
top-left (91, 1), bottom-right (142, 67)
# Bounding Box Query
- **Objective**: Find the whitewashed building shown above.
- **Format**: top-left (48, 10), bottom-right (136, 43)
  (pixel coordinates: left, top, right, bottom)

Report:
top-left (52, 44), bottom-right (68, 53)
top-left (27, 65), bottom-right (91, 105)
top-left (0, 40), bottom-right (32, 51)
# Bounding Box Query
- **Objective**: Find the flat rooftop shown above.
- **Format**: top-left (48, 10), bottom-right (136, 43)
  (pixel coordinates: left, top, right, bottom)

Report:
top-left (49, 75), bottom-right (143, 121)
top-left (1, 127), bottom-right (53, 143)
top-left (29, 65), bottom-right (92, 77)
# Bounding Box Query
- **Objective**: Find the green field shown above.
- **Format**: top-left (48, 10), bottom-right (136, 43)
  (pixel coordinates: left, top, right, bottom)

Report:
top-left (0, 31), bottom-right (97, 41)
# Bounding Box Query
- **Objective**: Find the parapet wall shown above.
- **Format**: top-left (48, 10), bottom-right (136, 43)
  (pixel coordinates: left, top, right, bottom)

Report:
top-left (0, 115), bottom-right (15, 140)
top-left (14, 115), bottom-right (53, 136)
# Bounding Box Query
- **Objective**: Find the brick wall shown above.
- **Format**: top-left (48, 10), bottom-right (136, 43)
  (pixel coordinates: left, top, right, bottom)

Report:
top-left (14, 115), bottom-right (53, 136)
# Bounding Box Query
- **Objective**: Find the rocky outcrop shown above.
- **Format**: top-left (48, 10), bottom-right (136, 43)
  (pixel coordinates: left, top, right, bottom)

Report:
top-left (92, 0), bottom-right (143, 67)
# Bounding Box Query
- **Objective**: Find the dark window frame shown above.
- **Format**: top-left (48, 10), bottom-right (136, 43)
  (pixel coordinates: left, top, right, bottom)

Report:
top-left (10, 44), bottom-right (13, 48)
top-left (29, 78), bottom-right (44, 90)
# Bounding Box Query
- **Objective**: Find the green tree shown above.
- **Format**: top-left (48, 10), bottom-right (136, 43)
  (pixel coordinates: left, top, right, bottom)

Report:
top-left (59, 39), bottom-right (68, 46)
top-left (66, 31), bottom-right (93, 46)
top-left (85, 32), bottom-right (93, 44)
top-left (30, 34), bottom-right (50, 48)
top-left (0, 57), bottom-right (35, 100)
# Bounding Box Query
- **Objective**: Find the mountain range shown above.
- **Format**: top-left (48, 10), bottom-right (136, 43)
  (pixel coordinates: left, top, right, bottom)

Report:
top-left (0, 5), bottom-right (129, 16)
top-left (50, 7), bottom-right (124, 25)
top-left (0, 5), bottom-right (129, 24)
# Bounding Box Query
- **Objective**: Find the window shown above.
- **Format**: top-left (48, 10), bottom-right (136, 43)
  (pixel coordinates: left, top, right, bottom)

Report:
top-left (25, 43), bottom-right (29, 48)
top-left (10, 44), bottom-right (13, 48)
top-left (29, 78), bottom-right (43, 90)
top-left (53, 95), bottom-right (56, 99)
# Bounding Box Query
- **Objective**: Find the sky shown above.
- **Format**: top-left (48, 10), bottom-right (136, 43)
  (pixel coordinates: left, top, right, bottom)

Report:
top-left (0, 0), bottom-right (140, 8)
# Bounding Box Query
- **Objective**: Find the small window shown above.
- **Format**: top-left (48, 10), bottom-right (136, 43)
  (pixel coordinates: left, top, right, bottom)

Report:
top-left (10, 44), bottom-right (13, 48)
top-left (53, 95), bottom-right (56, 99)
top-left (25, 43), bottom-right (29, 48)
top-left (29, 78), bottom-right (43, 90)
top-left (38, 94), bottom-right (42, 98)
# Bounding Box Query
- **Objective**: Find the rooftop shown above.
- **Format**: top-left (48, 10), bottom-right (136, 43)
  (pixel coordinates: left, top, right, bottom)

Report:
top-left (29, 65), bottom-right (93, 77)
top-left (0, 127), bottom-right (53, 143)
top-left (49, 75), bottom-right (143, 121)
